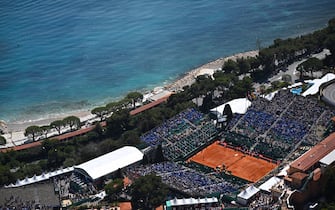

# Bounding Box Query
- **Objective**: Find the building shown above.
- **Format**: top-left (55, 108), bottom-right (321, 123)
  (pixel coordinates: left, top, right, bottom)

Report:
top-left (285, 132), bottom-right (335, 189)
top-left (285, 133), bottom-right (335, 208)
top-left (75, 146), bottom-right (143, 182)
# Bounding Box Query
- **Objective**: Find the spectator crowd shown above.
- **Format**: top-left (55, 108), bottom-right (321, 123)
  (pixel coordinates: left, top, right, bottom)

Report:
top-left (126, 162), bottom-right (239, 196)
top-left (226, 89), bottom-right (335, 160)
top-left (141, 108), bottom-right (217, 160)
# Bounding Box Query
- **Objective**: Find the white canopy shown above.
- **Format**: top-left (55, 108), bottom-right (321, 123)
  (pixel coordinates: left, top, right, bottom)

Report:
top-left (320, 149), bottom-right (335, 166)
top-left (6, 167), bottom-right (74, 188)
top-left (263, 90), bottom-right (278, 101)
top-left (302, 73), bottom-right (335, 97)
top-left (259, 177), bottom-right (282, 193)
top-left (237, 185), bottom-right (260, 200)
top-left (75, 146), bottom-right (143, 180)
top-left (277, 165), bottom-right (290, 177)
top-left (211, 98), bottom-right (251, 115)
top-left (166, 197), bottom-right (218, 207)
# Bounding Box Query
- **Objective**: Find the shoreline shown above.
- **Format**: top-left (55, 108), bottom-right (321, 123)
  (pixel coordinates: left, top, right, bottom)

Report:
top-left (165, 50), bottom-right (259, 91)
top-left (2, 50), bottom-right (258, 134)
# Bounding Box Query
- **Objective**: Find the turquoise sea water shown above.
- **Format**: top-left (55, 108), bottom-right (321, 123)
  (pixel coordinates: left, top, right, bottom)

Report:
top-left (1, 0), bottom-right (335, 122)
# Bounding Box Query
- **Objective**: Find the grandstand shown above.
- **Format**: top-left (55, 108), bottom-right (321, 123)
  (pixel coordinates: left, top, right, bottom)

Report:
top-left (136, 89), bottom-right (335, 206)
top-left (226, 89), bottom-right (335, 160)
top-left (126, 161), bottom-right (239, 197)
top-left (288, 132), bottom-right (335, 175)
top-left (140, 108), bottom-right (217, 161)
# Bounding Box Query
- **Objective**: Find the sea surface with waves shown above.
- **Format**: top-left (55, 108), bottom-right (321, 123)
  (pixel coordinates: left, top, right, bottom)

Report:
top-left (0, 0), bottom-right (335, 123)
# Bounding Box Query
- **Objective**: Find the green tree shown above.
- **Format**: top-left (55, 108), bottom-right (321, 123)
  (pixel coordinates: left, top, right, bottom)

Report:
top-left (298, 57), bottom-right (323, 78)
top-left (93, 122), bottom-right (104, 137)
top-left (63, 158), bottom-right (76, 167)
top-left (0, 135), bottom-right (6, 145)
top-left (325, 34), bottom-right (335, 57)
top-left (105, 178), bottom-right (124, 202)
top-left (50, 120), bottom-right (64, 135)
top-left (223, 104), bottom-right (233, 122)
top-left (237, 58), bottom-right (251, 74)
top-left (24, 125), bottom-right (42, 141)
top-left (153, 144), bottom-right (165, 163)
top-left (121, 130), bottom-right (141, 145)
top-left (0, 165), bottom-right (15, 185)
top-left (41, 139), bottom-right (59, 154)
top-left (91, 106), bottom-right (108, 121)
top-left (222, 59), bottom-right (239, 73)
top-left (130, 174), bottom-right (168, 210)
top-left (296, 64), bottom-right (305, 80)
top-left (126, 92), bottom-right (143, 109)
top-left (327, 17), bottom-right (335, 33)
top-left (40, 125), bottom-right (50, 139)
top-left (47, 149), bottom-right (65, 168)
top-left (63, 116), bottom-right (81, 131)
top-left (106, 101), bottom-right (122, 113)
top-left (282, 74), bottom-right (292, 83)
top-left (107, 110), bottom-right (130, 139)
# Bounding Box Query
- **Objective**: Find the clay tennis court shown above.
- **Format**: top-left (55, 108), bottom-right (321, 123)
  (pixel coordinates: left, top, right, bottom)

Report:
top-left (189, 141), bottom-right (278, 182)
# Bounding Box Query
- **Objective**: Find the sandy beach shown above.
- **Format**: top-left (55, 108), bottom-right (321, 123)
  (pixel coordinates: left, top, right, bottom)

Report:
top-left (166, 50), bottom-right (259, 91)
top-left (1, 50), bottom-right (259, 146)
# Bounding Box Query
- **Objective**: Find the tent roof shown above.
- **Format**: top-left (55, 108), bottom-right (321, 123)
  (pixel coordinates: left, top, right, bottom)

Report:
top-left (211, 98), bottom-right (251, 115)
top-left (237, 185), bottom-right (260, 200)
top-left (320, 149), bottom-right (335, 166)
top-left (7, 167), bottom-right (74, 188)
top-left (166, 197), bottom-right (218, 207)
top-left (302, 73), bottom-right (335, 97)
top-left (277, 165), bottom-right (289, 177)
top-left (259, 177), bottom-right (281, 193)
top-left (75, 146), bottom-right (143, 180)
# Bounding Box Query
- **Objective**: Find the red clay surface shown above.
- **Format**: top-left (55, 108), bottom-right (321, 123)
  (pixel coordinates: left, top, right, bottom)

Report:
top-left (188, 141), bottom-right (278, 182)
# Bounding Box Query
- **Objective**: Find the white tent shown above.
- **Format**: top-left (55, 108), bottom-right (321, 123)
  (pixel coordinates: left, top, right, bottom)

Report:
top-left (75, 146), bottom-right (143, 181)
top-left (237, 185), bottom-right (260, 205)
top-left (166, 197), bottom-right (218, 208)
top-left (262, 90), bottom-right (278, 101)
top-left (277, 165), bottom-right (289, 177)
top-left (302, 73), bottom-right (335, 97)
top-left (211, 98), bottom-right (251, 116)
top-left (6, 167), bottom-right (74, 188)
top-left (320, 149), bottom-right (335, 166)
top-left (259, 177), bottom-right (282, 193)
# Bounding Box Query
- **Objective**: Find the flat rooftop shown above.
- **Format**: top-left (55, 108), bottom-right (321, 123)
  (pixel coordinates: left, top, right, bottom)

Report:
top-left (290, 132), bottom-right (335, 172)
